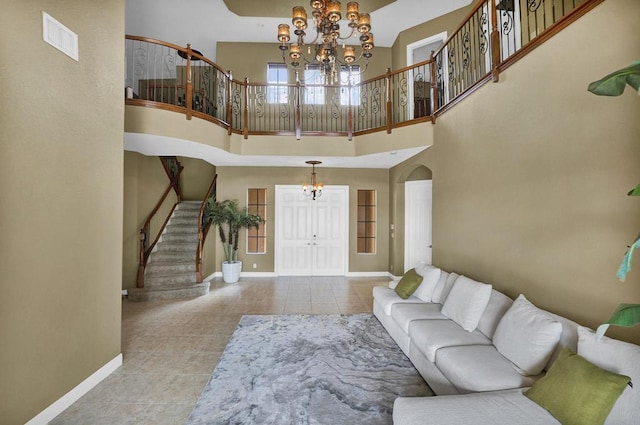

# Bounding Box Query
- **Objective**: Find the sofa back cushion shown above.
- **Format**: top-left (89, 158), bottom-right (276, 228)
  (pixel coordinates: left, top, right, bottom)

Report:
top-left (578, 326), bottom-right (640, 425)
top-left (493, 294), bottom-right (562, 376)
top-left (477, 290), bottom-right (513, 339)
top-left (441, 275), bottom-right (492, 332)
top-left (432, 271), bottom-right (457, 304)
top-left (412, 263), bottom-right (442, 302)
top-left (544, 311), bottom-right (581, 370)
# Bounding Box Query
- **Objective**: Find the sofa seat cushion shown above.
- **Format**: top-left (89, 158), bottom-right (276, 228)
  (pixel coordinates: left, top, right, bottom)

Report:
top-left (372, 286), bottom-right (423, 316)
top-left (391, 303), bottom-right (447, 333)
top-left (408, 319), bottom-right (492, 363)
top-left (393, 389), bottom-right (560, 425)
top-left (435, 345), bottom-right (538, 393)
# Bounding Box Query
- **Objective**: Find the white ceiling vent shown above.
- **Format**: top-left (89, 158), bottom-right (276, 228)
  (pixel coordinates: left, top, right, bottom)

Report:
top-left (42, 12), bottom-right (78, 61)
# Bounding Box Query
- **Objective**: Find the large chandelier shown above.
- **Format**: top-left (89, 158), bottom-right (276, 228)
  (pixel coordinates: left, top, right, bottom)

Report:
top-left (277, 1), bottom-right (374, 84)
top-left (302, 160), bottom-right (324, 200)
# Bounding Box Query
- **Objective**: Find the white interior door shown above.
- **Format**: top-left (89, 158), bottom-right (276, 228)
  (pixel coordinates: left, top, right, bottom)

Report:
top-left (404, 180), bottom-right (433, 272)
top-left (276, 185), bottom-right (348, 276)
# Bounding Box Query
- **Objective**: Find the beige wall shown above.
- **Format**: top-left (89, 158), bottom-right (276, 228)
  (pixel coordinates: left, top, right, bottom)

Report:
top-left (216, 42), bottom-right (392, 83)
top-left (179, 156), bottom-right (217, 201)
top-left (391, 5), bottom-right (471, 71)
top-left (0, 1), bottom-right (124, 423)
top-left (122, 153), bottom-right (217, 289)
top-left (391, 0), bottom-right (640, 344)
top-left (215, 166), bottom-right (390, 273)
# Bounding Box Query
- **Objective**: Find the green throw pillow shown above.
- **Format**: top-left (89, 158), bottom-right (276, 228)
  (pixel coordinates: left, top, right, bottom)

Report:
top-left (394, 268), bottom-right (423, 299)
top-left (525, 347), bottom-right (630, 425)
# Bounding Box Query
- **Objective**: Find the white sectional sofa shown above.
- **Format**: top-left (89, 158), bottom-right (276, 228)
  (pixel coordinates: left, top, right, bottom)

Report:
top-left (373, 264), bottom-right (640, 425)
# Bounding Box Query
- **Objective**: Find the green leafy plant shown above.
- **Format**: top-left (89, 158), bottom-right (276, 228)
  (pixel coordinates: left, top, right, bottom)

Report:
top-left (587, 61), bottom-right (640, 96)
top-left (206, 199), bottom-right (263, 263)
top-left (588, 61), bottom-right (640, 339)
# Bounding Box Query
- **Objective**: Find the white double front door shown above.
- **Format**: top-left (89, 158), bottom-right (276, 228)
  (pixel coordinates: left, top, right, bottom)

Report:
top-left (275, 185), bottom-right (349, 276)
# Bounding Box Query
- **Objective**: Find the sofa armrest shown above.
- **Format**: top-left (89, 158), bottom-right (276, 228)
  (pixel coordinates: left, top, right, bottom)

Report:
top-left (388, 280), bottom-right (399, 290)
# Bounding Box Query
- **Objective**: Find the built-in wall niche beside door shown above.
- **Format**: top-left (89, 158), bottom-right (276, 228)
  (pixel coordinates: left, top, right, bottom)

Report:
top-left (275, 185), bottom-right (349, 276)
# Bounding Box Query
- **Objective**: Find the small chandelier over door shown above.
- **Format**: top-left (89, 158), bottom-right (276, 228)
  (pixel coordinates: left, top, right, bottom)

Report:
top-left (303, 160), bottom-right (323, 200)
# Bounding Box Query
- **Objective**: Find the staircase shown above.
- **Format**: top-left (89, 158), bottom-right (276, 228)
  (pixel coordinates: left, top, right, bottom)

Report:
top-left (128, 201), bottom-right (210, 301)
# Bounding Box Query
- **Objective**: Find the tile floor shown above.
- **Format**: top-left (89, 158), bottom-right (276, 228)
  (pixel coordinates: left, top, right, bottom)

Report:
top-left (51, 276), bottom-right (388, 424)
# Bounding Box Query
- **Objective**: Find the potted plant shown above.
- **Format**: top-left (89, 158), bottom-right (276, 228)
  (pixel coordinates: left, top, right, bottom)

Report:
top-left (206, 199), bottom-right (263, 283)
top-left (587, 61), bottom-right (640, 338)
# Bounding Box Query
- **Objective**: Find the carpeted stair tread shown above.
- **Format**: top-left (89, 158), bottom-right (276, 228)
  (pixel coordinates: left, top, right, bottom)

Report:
top-left (166, 224), bottom-right (199, 234)
top-left (128, 281), bottom-right (210, 302)
top-left (162, 234), bottom-right (199, 242)
top-left (134, 201), bottom-right (210, 302)
top-left (155, 242), bottom-right (198, 252)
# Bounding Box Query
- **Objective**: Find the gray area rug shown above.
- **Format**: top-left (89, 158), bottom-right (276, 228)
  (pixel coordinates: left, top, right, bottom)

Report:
top-left (186, 313), bottom-right (433, 425)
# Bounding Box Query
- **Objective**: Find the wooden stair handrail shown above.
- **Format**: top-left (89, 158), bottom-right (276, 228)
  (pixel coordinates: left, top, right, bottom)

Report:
top-left (196, 174), bottom-right (218, 282)
top-left (159, 156), bottom-right (183, 200)
top-left (125, 0), bottom-right (603, 137)
top-left (136, 167), bottom-right (184, 288)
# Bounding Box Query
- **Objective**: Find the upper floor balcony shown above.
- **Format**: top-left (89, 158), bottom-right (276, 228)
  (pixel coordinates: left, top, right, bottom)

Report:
top-left (124, 0), bottom-right (602, 161)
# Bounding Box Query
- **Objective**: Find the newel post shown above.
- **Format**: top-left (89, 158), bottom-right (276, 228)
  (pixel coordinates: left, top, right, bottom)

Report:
top-left (226, 70), bottom-right (233, 135)
top-left (243, 77), bottom-right (249, 139)
top-left (430, 51), bottom-right (438, 124)
top-left (490, 0), bottom-right (501, 82)
top-left (196, 229), bottom-right (204, 283)
top-left (137, 231), bottom-right (146, 288)
top-left (385, 68), bottom-right (392, 134)
top-left (186, 44), bottom-right (194, 119)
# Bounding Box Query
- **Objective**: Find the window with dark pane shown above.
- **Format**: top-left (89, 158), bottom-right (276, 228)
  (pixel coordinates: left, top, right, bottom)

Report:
top-left (247, 188), bottom-right (267, 254)
top-left (357, 189), bottom-right (376, 254)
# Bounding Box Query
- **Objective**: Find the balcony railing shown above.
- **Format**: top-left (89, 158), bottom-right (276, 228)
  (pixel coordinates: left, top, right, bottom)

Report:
top-left (125, 0), bottom-right (602, 138)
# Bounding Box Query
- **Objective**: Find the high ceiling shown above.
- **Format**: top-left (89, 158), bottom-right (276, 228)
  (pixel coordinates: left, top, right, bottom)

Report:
top-left (125, 0), bottom-right (471, 60)
top-left (124, 0), bottom-right (471, 168)
top-left (222, 0), bottom-right (396, 18)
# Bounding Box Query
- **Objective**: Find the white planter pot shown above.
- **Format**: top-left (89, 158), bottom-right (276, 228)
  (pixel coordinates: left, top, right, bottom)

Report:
top-left (222, 261), bottom-right (242, 283)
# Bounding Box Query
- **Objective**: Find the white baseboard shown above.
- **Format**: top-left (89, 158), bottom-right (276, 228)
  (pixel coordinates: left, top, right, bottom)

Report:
top-left (26, 353), bottom-right (123, 425)
top-left (345, 271), bottom-right (394, 278)
top-left (203, 272), bottom-right (219, 281)
top-left (206, 271), bottom-right (394, 280)
top-left (240, 272), bottom-right (278, 277)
